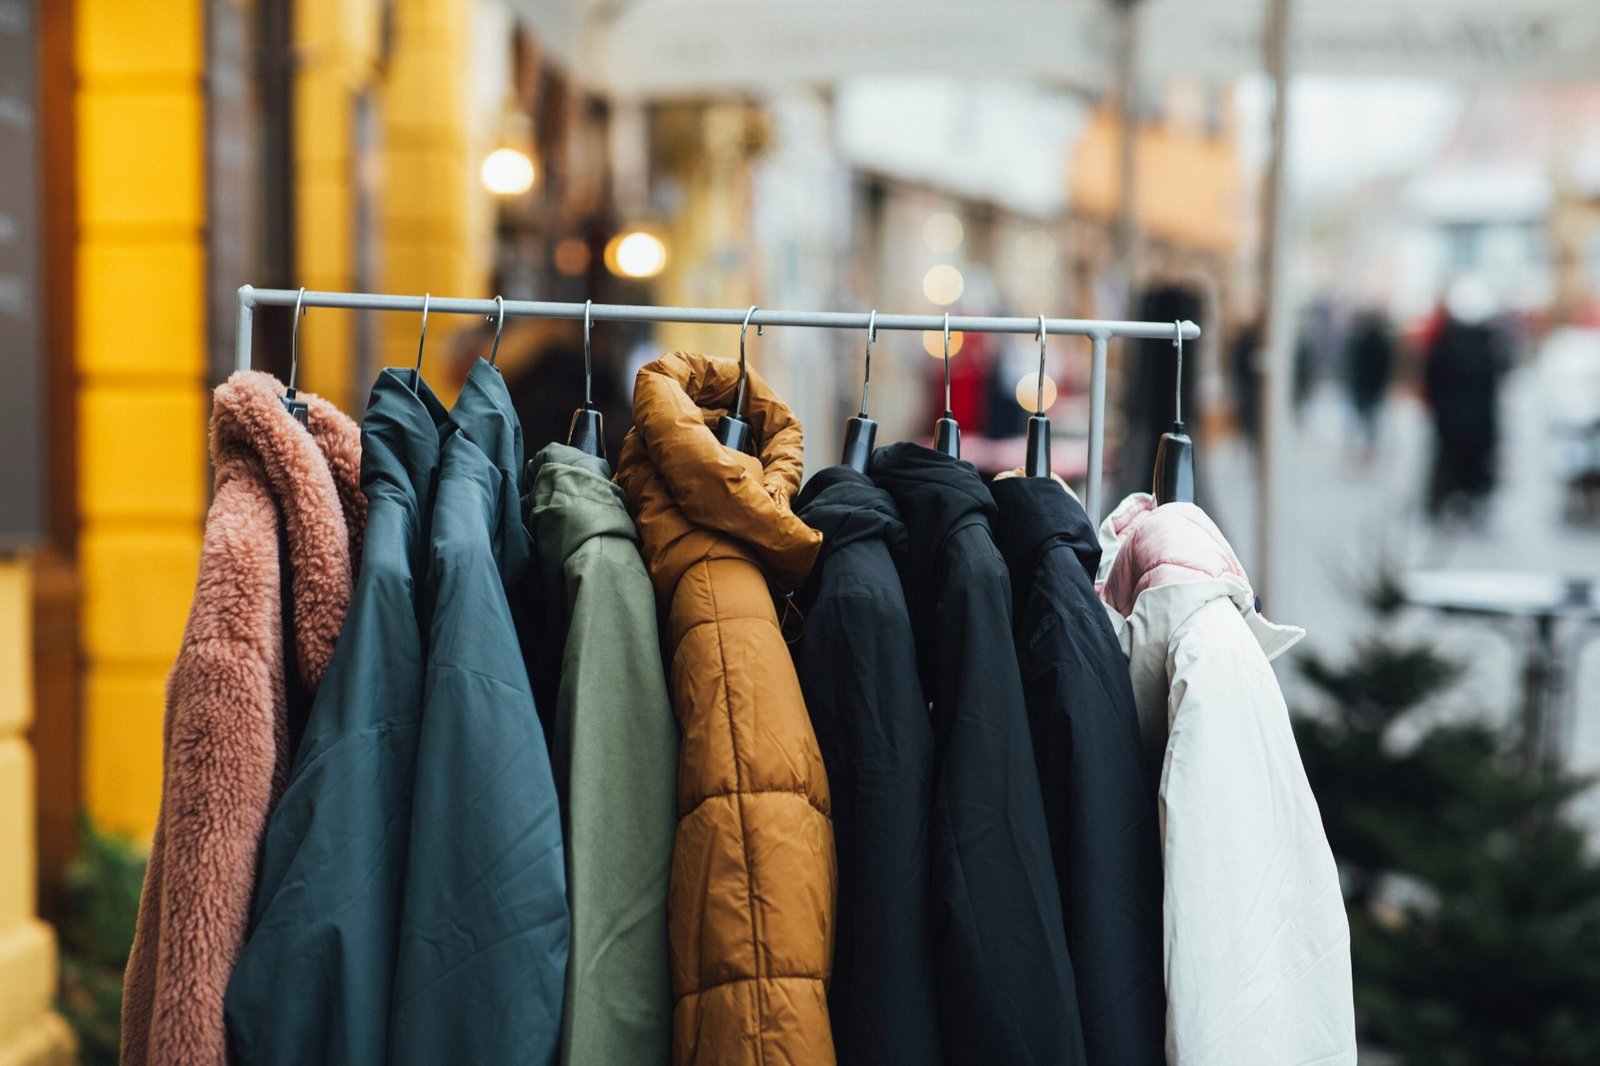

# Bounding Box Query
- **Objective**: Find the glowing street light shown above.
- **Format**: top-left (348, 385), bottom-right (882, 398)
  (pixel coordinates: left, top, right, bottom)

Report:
top-left (605, 227), bottom-right (669, 280)
top-left (480, 146), bottom-right (537, 196)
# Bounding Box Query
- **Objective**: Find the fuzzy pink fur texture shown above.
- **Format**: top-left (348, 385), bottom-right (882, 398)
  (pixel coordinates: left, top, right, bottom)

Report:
top-left (121, 372), bottom-right (365, 1066)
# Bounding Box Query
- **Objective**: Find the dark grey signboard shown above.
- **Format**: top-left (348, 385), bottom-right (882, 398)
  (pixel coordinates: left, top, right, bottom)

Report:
top-left (0, 0), bottom-right (43, 550)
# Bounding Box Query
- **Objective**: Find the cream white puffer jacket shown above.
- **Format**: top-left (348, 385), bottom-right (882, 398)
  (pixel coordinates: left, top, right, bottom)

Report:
top-left (1097, 493), bottom-right (1356, 1066)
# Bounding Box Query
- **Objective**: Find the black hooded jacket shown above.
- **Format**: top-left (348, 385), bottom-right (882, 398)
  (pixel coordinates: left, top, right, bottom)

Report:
top-left (991, 476), bottom-right (1166, 1066)
top-left (871, 443), bottom-right (1087, 1066)
top-left (792, 465), bottom-right (942, 1066)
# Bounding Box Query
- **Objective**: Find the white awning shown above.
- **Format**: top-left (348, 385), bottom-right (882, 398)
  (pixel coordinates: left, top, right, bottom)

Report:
top-left (508, 0), bottom-right (1600, 96)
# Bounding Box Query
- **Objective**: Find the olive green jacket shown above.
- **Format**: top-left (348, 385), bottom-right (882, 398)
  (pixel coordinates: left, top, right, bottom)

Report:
top-left (527, 442), bottom-right (678, 1066)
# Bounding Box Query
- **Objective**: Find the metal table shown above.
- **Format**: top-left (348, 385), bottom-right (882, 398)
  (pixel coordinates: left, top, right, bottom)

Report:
top-left (1401, 570), bottom-right (1600, 770)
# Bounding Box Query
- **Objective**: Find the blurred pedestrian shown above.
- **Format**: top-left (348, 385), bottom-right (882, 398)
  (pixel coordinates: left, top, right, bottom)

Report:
top-left (1120, 284), bottom-right (1204, 498)
top-left (1231, 320), bottom-right (1262, 444)
top-left (1293, 331), bottom-right (1316, 420)
top-left (1423, 281), bottom-right (1508, 523)
top-left (1344, 310), bottom-right (1396, 464)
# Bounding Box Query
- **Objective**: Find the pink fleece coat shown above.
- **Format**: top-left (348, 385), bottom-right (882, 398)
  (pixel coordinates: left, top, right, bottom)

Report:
top-left (121, 372), bottom-right (365, 1066)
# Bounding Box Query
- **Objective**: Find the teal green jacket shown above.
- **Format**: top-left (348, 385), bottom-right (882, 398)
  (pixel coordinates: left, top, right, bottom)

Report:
top-left (527, 443), bottom-right (677, 1066)
top-left (390, 362), bottom-right (569, 1064)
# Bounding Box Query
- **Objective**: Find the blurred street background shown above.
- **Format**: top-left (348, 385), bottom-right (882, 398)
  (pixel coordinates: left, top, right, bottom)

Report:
top-left (2, 1), bottom-right (1600, 1062)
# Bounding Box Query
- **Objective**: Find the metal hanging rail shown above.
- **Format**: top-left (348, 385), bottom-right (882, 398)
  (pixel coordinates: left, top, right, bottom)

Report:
top-left (233, 285), bottom-right (1201, 522)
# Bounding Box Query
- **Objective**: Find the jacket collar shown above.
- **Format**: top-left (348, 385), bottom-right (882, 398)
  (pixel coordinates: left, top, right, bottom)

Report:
top-left (452, 359), bottom-right (524, 485)
top-left (869, 441), bottom-right (995, 615)
top-left (795, 464), bottom-right (907, 558)
top-left (211, 371), bottom-right (366, 690)
top-left (616, 350), bottom-right (821, 590)
top-left (793, 464), bottom-right (907, 608)
top-left (361, 367), bottom-right (451, 516)
top-left (990, 476), bottom-right (1101, 589)
top-left (526, 442), bottom-right (636, 581)
top-left (449, 360), bottom-right (529, 580)
top-left (1095, 492), bottom-right (1303, 662)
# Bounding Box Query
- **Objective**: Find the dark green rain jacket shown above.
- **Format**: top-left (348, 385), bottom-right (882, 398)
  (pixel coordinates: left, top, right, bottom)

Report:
top-left (388, 361), bottom-right (569, 1065)
top-left (526, 442), bottom-right (677, 1066)
top-left (225, 368), bottom-right (450, 1064)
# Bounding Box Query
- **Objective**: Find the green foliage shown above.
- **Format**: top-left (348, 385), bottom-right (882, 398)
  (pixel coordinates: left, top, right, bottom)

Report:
top-left (1296, 637), bottom-right (1600, 1065)
top-left (56, 817), bottom-right (146, 1066)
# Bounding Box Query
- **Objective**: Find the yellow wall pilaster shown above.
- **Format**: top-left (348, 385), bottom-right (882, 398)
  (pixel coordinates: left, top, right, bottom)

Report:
top-left (382, 0), bottom-right (483, 402)
top-left (0, 560), bottom-right (76, 1065)
top-left (293, 0), bottom-right (384, 411)
top-left (74, 0), bottom-right (209, 840)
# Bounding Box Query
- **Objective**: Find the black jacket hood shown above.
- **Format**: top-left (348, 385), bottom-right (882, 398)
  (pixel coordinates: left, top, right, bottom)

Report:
top-left (869, 442), bottom-right (995, 607)
top-left (990, 477), bottom-right (1102, 598)
top-left (796, 464), bottom-right (908, 559)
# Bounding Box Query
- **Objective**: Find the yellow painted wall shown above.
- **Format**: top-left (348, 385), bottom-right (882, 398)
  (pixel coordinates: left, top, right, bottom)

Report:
top-left (381, 0), bottom-right (483, 403)
top-left (291, 0), bottom-right (483, 411)
top-left (0, 560), bottom-right (76, 1065)
top-left (75, 0), bottom-right (208, 839)
top-left (293, 0), bottom-right (383, 411)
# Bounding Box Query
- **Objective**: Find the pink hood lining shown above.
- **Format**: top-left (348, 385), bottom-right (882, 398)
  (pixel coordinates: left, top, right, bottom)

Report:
top-left (1097, 494), bottom-right (1251, 617)
top-left (1094, 492), bottom-right (1304, 663)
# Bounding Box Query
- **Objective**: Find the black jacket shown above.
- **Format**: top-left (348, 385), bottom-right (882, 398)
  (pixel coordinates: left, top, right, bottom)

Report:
top-left (992, 477), bottom-right (1166, 1066)
top-left (792, 466), bottom-right (942, 1066)
top-left (871, 443), bottom-right (1087, 1066)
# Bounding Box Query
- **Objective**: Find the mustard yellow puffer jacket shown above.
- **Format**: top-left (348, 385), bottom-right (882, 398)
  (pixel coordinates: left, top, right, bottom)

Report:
top-left (615, 351), bottom-right (834, 1065)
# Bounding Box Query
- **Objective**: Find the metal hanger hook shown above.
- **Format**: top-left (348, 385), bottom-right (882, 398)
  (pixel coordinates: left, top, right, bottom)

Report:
top-left (739, 304), bottom-right (763, 357)
top-left (412, 293), bottom-right (430, 390)
top-left (859, 309), bottom-right (877, 418)
top-left (1172, 319), bottom-right (1184, 425)
top-left (288, 286), bottom-right (306, 392)
top-left (1036, 313), bottom-right (1048, 414)
top-left (942, 312), bottom-right (953, 417)
top-left (734, 304), bottom-right (760, 419)
top-left (582, 299), bottom-right (595, 406)
top-left (486, 295), bottom-right (506, 367)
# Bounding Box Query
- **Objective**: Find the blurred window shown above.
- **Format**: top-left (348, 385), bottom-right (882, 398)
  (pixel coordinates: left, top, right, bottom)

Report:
top-left (1443, 223), bottom-right (1480, 270)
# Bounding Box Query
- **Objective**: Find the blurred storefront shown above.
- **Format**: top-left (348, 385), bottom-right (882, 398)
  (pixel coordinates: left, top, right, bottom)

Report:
top-left (629, 78), bottom-right (1246, 478)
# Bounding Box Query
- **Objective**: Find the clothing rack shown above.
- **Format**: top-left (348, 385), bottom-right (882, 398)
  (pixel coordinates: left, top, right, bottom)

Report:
top-left (233, 284), bottom-right (1200, 524)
